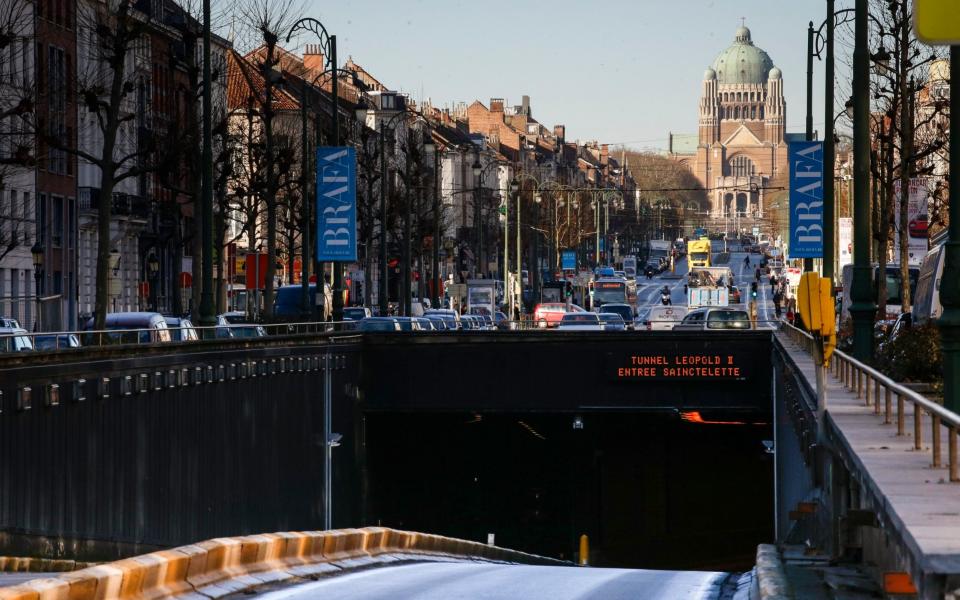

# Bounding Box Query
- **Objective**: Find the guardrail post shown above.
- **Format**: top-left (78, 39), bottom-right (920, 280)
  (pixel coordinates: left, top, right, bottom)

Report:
top-left (874, 379), bottom-right (881, 415)
top-left (897, 394), bottom-right (905, 435)
top-left (856, 369), bottom-right (862, 400)
top-left (865, 375), bottom-right (871, 406)
top-left (884, 388), bottom-right (892, 425)
top-left (950, 427), bottom-right (959, 483)
top-left (915, 404), bottom-right (923, 450)
top-left (933, 414), bottom-right (942, 468)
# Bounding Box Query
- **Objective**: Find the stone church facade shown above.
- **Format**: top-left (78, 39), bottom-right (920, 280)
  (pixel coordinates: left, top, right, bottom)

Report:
top-left (672, 25), bottom-right (789, 219)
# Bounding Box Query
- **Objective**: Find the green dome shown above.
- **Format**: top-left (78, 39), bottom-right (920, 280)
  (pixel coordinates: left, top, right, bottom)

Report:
top-left (711, 26), bottom-right (775, 85)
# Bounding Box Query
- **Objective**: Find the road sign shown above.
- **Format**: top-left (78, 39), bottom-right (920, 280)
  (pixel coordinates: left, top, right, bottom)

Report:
top-left (915, 0), bottom-right (960, 45)
top-left (561, 250), bottom-right (576, 270)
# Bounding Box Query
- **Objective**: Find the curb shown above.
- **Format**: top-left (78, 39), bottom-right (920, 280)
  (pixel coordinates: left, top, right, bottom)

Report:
top-left (0, 558), bottom-right (95, 573)
top-left (0, 527), bottom-right (566, 600)
top-left (753, 544), bottom-right (793, 600)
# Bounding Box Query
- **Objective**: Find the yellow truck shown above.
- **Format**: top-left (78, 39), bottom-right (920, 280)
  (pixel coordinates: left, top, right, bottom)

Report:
top-left (687, 238), bottom-right (712, 268)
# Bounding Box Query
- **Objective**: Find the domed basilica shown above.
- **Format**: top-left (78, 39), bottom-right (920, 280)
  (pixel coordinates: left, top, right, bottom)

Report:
top-left (673, 25), bottom-right (789, 219)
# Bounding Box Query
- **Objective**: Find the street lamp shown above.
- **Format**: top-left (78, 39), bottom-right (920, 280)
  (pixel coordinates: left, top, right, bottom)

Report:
top-left (422, 137), bottom-right (437, 303)
top-left (472, 156), bottom-right (482, 277)
top-left (30, 241), bottom-right (43, 331)
top-left (508, 178), bottom-right (519, 318)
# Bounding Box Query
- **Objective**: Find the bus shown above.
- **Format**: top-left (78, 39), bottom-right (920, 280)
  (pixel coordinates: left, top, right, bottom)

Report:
top-left (687, 238), bottom-right (712, 268)
top-left (592, 278), bottom-right (635, 313)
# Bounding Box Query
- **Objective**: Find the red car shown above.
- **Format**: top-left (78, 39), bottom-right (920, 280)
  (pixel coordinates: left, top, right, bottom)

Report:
top-left (533, 302), bottom-right (585, 328)
top-left (909, 214), bottom-right (928, 238)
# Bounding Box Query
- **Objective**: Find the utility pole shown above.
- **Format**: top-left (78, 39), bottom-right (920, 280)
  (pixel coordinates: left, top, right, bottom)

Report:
top-left (198, 0), bottom-right (215, 331)
top-left (850, 0), bottom-right (878, 361)
top-left (330, 37), bottom-right (344, 323)
top-left (803, 21), bottom-right (815, 274)
top-left (823, 0), bottom-right (836, 283)
top-left (939, 46), bottom-right (960, 412)
top-left (379, 126), bottom-right (390, 316)
top-left (432, 146), bottom-right (441, 308)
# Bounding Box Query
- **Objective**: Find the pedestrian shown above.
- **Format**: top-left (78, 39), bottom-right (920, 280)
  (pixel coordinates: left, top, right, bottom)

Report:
top-left (755, 268), bottom-right (761, 282)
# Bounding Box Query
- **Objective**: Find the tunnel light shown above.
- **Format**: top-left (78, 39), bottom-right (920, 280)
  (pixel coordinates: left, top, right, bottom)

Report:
top-left (572, 415), bottom-right (584, 430)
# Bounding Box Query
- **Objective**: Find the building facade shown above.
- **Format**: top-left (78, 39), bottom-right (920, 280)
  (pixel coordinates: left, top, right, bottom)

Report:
top-left (673, 25), bottom-right (788, 219)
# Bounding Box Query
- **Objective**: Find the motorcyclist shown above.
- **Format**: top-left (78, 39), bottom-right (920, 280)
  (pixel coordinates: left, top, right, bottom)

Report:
top-left (660, 286), bottom-right (672, 306)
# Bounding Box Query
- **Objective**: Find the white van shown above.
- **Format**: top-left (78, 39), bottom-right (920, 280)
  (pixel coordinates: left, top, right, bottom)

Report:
top-left (913, 246), bottom-right (945, 325)
top-left (642, 306), bottom-right (689, 331)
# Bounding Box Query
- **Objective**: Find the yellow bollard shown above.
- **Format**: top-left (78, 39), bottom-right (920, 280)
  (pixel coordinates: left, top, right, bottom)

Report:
top-left (578, 534), bottom-right (589, 566)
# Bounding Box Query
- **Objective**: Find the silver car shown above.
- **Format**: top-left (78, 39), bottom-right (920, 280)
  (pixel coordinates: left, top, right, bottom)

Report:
top-left (672, 308), bottom-right (751, 331)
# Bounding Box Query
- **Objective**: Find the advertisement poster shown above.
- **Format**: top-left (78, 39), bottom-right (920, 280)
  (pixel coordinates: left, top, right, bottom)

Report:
top-left (893, 179), bottom-right (929, 266)
top-left (316, 147), bottom-right (357, 262)
top-left (838, 217), bottom-right (853, 269)
top-left (788, 141), bottom-right (824, 258)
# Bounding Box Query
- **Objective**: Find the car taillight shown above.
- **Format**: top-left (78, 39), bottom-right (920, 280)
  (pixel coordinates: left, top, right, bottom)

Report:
top-left (646, 321), bottom-right (652, 331)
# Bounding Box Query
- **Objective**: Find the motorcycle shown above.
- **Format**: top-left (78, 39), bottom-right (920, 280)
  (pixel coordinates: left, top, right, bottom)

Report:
top-left (660, 290), bottom-right (672, 306)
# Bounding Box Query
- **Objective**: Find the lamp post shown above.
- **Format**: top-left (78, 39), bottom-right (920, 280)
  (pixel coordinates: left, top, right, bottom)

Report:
top-left (938, 46), bottom-right (960, 412)
top-left (471, 155), bottom-right (482, 277)
top-left (507, 178), bottom-right (518, 317)
top-left (31, 241), bottom-right (43, 331)
top-left (198, 0), bottom-right (215, 331)
top-left (849, 0), bottom-right (877, 361)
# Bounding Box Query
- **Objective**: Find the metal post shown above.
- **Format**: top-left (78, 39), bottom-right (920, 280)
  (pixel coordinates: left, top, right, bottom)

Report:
top-left (379, 127), bottom-right (389, 315)
top-left (403, 131), bottom-right (412, 316)
top-left (850, 0), bottom-right (877, 361)
top-left (803, 21), bottom-right (815, 273)
top-left (330, 37), bottom-right (344, 323)
top-left (516, 187), bottom-right (521, 315)
top-left (823, 0), bottom-right (836, 283)
top-left (300, 79), bottom-right (311, 318)
top-left (323, 350), bottom-right (332, 529)
top-left (939, 46), bottom-right (960, 413)
top-left (504, 190), bottom-right (510, 316)
top-left (432, 147), bottom-right (440, 308)
top-left (198, 0), bottom-right (215, 330)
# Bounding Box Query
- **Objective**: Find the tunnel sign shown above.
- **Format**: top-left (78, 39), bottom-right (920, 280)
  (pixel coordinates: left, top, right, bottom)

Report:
top-left (610, 353), bottom-right (747, 380)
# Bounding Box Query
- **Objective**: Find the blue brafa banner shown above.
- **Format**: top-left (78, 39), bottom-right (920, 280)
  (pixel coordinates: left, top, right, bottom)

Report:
top-left (788, 141), bottom-right (824, 259)
top-left (561, 250), bottom-right (576, 270)
top-left (316, 147), bottom-right (357, 262)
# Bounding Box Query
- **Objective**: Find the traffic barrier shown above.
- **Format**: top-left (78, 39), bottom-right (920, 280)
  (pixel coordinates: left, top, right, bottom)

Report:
top-left (752, 544), bottom-right (793, 599)
top-left (0, 528), bottom-right (565, 600)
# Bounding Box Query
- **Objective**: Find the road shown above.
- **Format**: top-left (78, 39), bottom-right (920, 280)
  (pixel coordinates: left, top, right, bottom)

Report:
top-left (251, 562), bottom-right (733, 600)
top-left (632, 245), bottom-right (778, 327)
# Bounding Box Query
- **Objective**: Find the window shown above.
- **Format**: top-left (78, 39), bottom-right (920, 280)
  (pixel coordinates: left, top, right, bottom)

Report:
top-left (37, 194), bottom-right (47, 246)
top-left (48, 46), bottom-right (67, 175)
top-left (380, 94), bottom-right (395, 110)
top-left (52, 196), bottom-right (63, 247)
top-left (730, 155), bottom-right (756, 178)
top-left (67, 197), bottom-right (74, 249)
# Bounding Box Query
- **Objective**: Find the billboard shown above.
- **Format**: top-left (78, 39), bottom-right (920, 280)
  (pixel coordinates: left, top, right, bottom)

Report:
top-left (838, 217), bottom-right (853, 269)
top-left (788, 141), bottom-right (824, 259)
top-left (316, 147), bottom-right (357, 262)
top-left (893, 179), bottom-right (929, 266)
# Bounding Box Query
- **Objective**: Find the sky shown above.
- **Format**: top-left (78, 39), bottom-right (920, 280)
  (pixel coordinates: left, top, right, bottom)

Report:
top-left (284, 0), bottom-right (849, 152)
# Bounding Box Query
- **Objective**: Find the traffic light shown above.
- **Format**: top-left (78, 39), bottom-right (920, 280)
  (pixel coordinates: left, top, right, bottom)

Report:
top-left (750, 281), bottom-right (758, 298)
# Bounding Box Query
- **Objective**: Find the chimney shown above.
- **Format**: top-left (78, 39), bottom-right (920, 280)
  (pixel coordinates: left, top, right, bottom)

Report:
top-left (553, 125), bottom-right (565, 144)
top-left (490, 98), bottom-right (504, 113)
top-left (601, 144), bottom-right (609, 166)
top-left (521, 95), bottom-right (530, 117)
top-left (303, 44), bottom-right (325, 75)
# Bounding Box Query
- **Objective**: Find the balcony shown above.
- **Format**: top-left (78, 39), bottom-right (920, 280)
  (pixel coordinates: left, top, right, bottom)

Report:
top-left (79, 187), bottom-right (150, 220)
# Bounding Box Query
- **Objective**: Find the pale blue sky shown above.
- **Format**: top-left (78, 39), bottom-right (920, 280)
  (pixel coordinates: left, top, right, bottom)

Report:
top-left (294, 0), bottom-right (851, 151)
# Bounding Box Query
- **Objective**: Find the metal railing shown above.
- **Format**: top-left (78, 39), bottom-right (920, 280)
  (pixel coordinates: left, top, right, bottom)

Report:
top-left (781, 322), bottom-right (960, 483)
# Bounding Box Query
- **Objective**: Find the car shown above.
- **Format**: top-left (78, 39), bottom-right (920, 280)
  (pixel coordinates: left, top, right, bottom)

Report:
top-left (909, 214), bottom-right (928, 238)
top-left (343, 307), bottom-right (373, 321)
top-left (613, 270), bottom-right (627, 279)
top-left (642, 306), bottom-right (689, 331)
top-left (425, 314), bottom-right (449, 331)
top-left (163, 317), bottom-right (199, 342)
top-left (598, 303), bottom-right (634, 328)
top-left (595, 266), bottom-right (615, 278)
top-left (533, 302), bottom-right (585, 328)
top-left (673, 307), bottom-right (751, 331)
top-left (598, 313), bottom-right (626, 331)
top-left (272, 283), bottom-right (333, 322)
top-left (357, 317), bottom-right (402, 331)
top-left (393, 316), bottom-right (422, 332)
top-left (494, 311), bottom-right (513, 331)
top-left (228, 324), bottom-right (267, 338)
top-left (83, 312), bottom-right (172, 344)
top-left (214, 315), bottom-right (236, 339)
top-left (220, 311), bottom-right (249, 324)
top-left (424, 309), bottom-right (461, 330)
top-left (556, 312), bottom-right (604, 331)
top-left (0, 317), bottom-right (21, 328)
top-left (0, 327), bottom-right (34, 352)
top-left (33, 334), bottom-right (82, 350)
top-left (414, 317), bottom-right (436, 331)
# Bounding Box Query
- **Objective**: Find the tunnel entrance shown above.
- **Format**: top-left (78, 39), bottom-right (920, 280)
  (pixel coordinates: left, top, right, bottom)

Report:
top-left (363, 410), bottom-right (772, 569)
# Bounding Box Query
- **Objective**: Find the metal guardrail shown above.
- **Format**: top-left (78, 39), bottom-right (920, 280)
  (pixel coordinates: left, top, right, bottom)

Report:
top-left (781, 322), bottom-right (960, 483)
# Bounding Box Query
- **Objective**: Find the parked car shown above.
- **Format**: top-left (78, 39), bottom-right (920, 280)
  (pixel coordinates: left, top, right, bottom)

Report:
top-left (272, 283), bottom-right (333, 323)
top-left (220, 311), bottom-right (249, 324)
top-left (673, 307), bottom-right (751, 331)
top-left (424, 309), bottom-right (461, 330)
top-left (414, 317), bottom-right (436, 331)
top-left (343, 307), bottom-right (373, 321)
top-left (33, 334), bottom-right (82, 350)
top-left (0, 317), bottom-right (21, 328)
top-left (556, 312), bottom-right (604, 331)
top-left (642, 306), bottom-right (689, 331)
top-left (163, 317), bottom-right (199, 342)
top-left (228, 324), bottom-right (267, 338)
top-left (393, 317), bottom-right (423, 332)
top-left (0, 327), bottom-right (34, 352)
top-left (494, 311), bottom-right (513, 331)
top-left (598, 313), bottom-right (626, 331)
top-left (596, 266), bottom-right (615, 278)
top-left (425, 314), bottom-right (450, 331)
top-left (358, 317), bottom-right (401, 331)
top-left (533, 302), bottom-right (585, 328)
top-left (83, 312), bottom-right (172, 344)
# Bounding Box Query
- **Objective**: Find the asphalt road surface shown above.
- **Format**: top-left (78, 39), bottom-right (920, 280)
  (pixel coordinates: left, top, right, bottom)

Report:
top-left (252, 562), bottom-right (730, 600)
